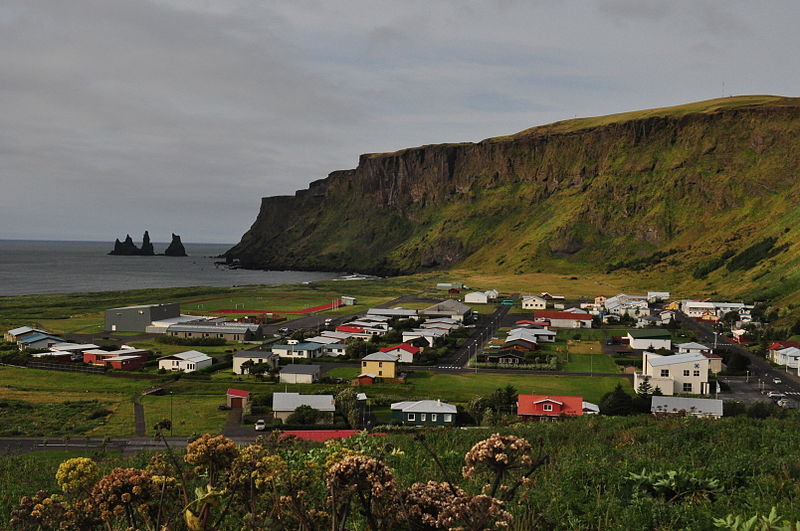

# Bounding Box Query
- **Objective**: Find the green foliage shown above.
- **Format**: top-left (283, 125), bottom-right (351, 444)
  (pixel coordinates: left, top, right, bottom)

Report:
top-left (714, 507), bottom-right (800, 531)
top-left (627, 468), bottom-right (722, 504)
top-left (156, 335), bottom-right (227, 347)
top-left (286, 404), bottom-right (321, 425)
top-left (0, 399), bottom-right (115, 436)
top-left (727, 238), bottom-right (788, 272)
top-left (599, 383), bottom-right (635, 416)
top-left (606, 248), bottom-right (680, 273)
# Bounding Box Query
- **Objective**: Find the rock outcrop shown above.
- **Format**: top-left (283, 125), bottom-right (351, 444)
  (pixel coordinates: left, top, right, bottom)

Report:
top-left (109, 232), bottom-right (155, 256)
top-left (226, 95), bottom-right (800, 299)
top-left (164, 233), bottom-right (187, 257)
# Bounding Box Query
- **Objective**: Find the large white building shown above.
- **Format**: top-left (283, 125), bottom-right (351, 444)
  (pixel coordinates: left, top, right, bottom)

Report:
top-left (157, 350), bottom-right (212, 373)
top-left (635, 352), bottom-right (711, 395)
top-left (521, 296), bottom-right (547, 310)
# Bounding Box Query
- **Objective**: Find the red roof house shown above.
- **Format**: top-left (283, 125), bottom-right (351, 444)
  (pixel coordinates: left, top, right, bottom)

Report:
top-left (379, 343), bottom-right (421, 363)
top-left (336, 325), bottom-right (365, 333)
top-left (517, 394), bottom-right (584, 420)
top-left (227, 388), bottom-right (250, 409)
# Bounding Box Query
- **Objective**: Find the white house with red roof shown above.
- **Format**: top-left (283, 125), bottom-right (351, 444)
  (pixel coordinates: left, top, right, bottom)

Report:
top-left (533, 311), bottom-right (593, 329)
top-left (517, 394), bottom-right (585, 420)
top-left (380, 343), bottom-right (420, 363)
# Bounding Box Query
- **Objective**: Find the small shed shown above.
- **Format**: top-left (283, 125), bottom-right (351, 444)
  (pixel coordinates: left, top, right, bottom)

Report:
top-left (341, 296), bottom-right (357, 306)
top-left (279, 364), bottom-right (321, 384)
top-left (227, 388), bottom-right (250, 409)
top-left (357, 373), bottom-right (377, 385)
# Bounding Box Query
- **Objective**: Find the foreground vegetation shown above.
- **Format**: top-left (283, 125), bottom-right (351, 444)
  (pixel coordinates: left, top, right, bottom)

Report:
top-left (4, 415), bottom-right (800, 529)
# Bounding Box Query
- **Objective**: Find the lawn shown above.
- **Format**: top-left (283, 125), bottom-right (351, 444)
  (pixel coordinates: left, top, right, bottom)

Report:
top-left (324, 367), bottom-right (360, 379)
top-left (562, 353), bottom-right (620, 373)
top-left (140, 394), bottom-right (229, 437)
top-left (126, 338), bottom-right (238, 358)
top-left (0, 366), bottom-right (157, 396)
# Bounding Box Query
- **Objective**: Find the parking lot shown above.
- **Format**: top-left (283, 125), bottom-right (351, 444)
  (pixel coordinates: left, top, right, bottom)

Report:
top-left (719, 375), bottom-right (800, 408)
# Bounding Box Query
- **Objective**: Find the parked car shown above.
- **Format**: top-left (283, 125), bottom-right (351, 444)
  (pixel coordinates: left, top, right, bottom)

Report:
top-left (767, 392), bottom-right (786, 400)
top-left (773, 377), bottom-right (783, 384)
top-left (278, 327), bottom-right (290, 334)
top-left (777, 398), bottom-right (790, 408)
top-left (254, 419), bottom-right (267, 431)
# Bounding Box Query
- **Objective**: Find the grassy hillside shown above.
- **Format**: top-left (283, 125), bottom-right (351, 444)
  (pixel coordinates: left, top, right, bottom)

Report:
top-left (228, 95), bottom-right (800, 304)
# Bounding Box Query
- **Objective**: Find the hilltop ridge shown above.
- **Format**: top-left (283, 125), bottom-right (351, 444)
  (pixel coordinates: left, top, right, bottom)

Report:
top-left (228, 95), bottom-right (800, 302)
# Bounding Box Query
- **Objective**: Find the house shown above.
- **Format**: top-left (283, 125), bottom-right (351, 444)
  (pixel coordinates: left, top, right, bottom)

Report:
top-left (357, 373), bottom-right (377, 385)
top-left (5, 326), bottom-right (47, 342)
top-left (517, 394), bottom-right (584, 420)
top-left (767, 341), bottom-right (800, 364)
top-left (361, 352), bottom-right (399, 379)
top-left (636, 315), bottom-right (660, 328)
top-left (533, 311), bottom-right (593, 329)
top-left (323, 343), bottom-right (348, 357)
top-left (232, 350), bottom-right (279, 375)
top-left (271, 343), bottom-right (324, 359)
top-left (272, 392), bottom-right (335, 423)
top-left (402, 328), bottom-right (446, 347)
top-left (83, 348), bottom-right (149, 366)
top-left (464, 291), bottom-right (490, 304)
top-left (279, 364), bottom-right (321, 384)
top-left (521, 296), bottom-right (547, 310)
top-left (651, 396), bottom-right (723, 418)
top-left (702, 352), bottom-right (723, 374)
top-left (390, 399), bottom-right (457, 425)
top-left (380, 343), bottom-right (420, 363)
top-left (422, 299), bottom-right (473, 322)
top-left (676, 342), bottom-right (712, 355)
top-left (485, 351), bottom-right (526, 364)
top-left (626, 329), bottom-right (672, 350)
top-left (634, 352), bottom-right (711, 395)
top-left (157, 350), bottom-right (212, 373)
top-left (647, 291), bottom-right (671, 303)
top-left (305, 335), bottom-right (343, 345)
top-left (594, 295), bottom-right (607, 306)
top-left (319, 330), bottom-right (355, 342)
top-left (680, 300), bottom-right (754, 320)
top-left (540, 292), bottom-right (566, 301)
top-left (773, 347), bottom-right (800, 369)
top-left (226, 388), bottom-right (249, 409)
top-left (166, 322), bottom-right (262, 342)
top-left (420, 321), bottom-right (460, 332)
top-left (659, 310), bottom-right (677, 325)
top-left (510, 327), bottom-right (556, 343)
top-left (103, 355), bottom-right (147, 370)
top-left (604, 294), bottom-right (650, 317)
top-left (105, 303), bottom-right (180, 332)
top-left (503, 338), bottom-right (538, 351)
top-left (366, 308), bottom-right (419, 318)
top-left (17, 333), bottom-right (65, 350)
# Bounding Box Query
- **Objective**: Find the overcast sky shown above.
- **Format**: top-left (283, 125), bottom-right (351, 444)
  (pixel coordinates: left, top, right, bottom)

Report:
top-left (1, 1), bottom-right (797, 243)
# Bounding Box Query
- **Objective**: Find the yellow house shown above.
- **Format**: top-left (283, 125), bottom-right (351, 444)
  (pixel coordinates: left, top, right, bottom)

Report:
top-left (361, 352), bottom-right (399, 378)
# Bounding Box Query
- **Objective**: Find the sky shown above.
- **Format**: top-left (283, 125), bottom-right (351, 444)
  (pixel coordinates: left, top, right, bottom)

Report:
top-left (1, 1), bottom-right (798, 243)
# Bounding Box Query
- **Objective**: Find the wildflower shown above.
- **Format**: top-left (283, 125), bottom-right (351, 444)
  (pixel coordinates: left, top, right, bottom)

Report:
top-left (55, 457), bottom-right (100, 495)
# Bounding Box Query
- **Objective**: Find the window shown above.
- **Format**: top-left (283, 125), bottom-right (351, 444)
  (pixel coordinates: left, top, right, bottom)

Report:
top-left (378, 362), bottom-right (383, 367)
top-left (543, 404), bottom-right (553, 412)
top-left (660, 369), bottom-right (669, 377)
top-left (683, 383), bottom-right (693, 392)
top-left (693, 370), bottom-right (701, 376)
top-left (444, 414), bottom-right (452, 422)
top-left (683, 369), bottom-right (690, 376)
top-left (378, 370), bottom-right (383, 376)
top-left (420, 414), bottom-right (426, 421)
top-left (362, 361), bottom-right (367, 367)
top-left (431, 414), bottom-right (437, 422)
top-left (407, 413), bottom-right (415, 421)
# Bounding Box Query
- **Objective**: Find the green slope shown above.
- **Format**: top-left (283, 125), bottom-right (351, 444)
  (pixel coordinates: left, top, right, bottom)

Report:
top-left (229, 95), bottom-right (800, 302)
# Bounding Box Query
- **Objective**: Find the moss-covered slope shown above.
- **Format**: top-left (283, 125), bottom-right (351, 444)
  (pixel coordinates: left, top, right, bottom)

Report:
top-left (228, 95), bottom-right (800, 300)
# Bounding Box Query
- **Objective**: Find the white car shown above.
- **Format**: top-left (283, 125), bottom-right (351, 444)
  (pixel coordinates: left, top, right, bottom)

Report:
top-left (254, 419), bottom-right (267, 431)
top-left (773, 377), bottom-right (783, 384)
top-left (767, 391), bottom-right (785, 400)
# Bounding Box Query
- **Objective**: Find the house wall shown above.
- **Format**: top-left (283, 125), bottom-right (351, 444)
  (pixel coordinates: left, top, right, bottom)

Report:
top-left (391, 410), bottom-right (454, 425)
top-left (105, 303), bottom-right (180, 332)
top-left (522, 298), bottom-right (546, 310)
top-left (629, 337), bottom-right (672, 350)
top-left (279, 373), bottom-right (315, 384)
top-left (549, 318), bottom-right (592, 329)
top-left (233, 356), bottom-right (277, 374)
top-left (108, 357), bottom-right (146, 370)
top-left (402, 333), bottom-right (436, 347)
top-left (361, 360), bottom-right (397, 378)
top-left (643, 355), bottom-right (709, 395)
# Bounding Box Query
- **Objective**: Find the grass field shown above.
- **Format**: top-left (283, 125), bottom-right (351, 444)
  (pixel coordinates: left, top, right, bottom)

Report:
top-left (324, 367), bottom-right (360, 379)
top-left (141, 394), bottom-right (229, 437)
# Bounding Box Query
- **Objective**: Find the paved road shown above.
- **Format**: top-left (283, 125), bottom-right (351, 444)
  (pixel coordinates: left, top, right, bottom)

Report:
top-left (437, 296), bottom-right (517, 369)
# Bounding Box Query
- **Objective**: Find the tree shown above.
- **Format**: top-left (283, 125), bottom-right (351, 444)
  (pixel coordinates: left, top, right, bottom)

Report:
top-left (287, 405), bottom-right (321, 425)
top-left (489, 385), bottom-right (518, 414)
top-left (466, 396), bottom-right (490, 425)
top-left (599, 384), bottom-right (634, 416)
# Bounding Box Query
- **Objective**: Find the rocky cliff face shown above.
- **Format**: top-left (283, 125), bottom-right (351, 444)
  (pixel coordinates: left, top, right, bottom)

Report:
top-left (227, 96), bottom-right (800, 298)
top-left (164, 233), bottom-right (187, 257)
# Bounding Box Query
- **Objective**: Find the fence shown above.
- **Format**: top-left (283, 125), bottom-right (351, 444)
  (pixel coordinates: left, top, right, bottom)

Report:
top-left (28, 361), bottom-right (106, 374)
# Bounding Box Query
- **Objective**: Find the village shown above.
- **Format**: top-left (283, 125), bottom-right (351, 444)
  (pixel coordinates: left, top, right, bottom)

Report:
top-left (3, 279), bottom-right (795, 443)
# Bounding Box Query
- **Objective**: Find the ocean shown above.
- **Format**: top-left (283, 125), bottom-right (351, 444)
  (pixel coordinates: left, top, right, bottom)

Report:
top-left (0, 240), bottom-right (340, 296)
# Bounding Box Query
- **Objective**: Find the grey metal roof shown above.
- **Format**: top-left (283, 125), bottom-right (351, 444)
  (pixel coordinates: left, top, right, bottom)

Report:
top-left (305, 336), bottom-right (342, 344)
top-left (390, 400), bottom-right (457, 413)
top-left (280, 364), bottom-right (321, 375)
top-left (233, 350), bottom-right (277, 360)
top-left (362, 352), bottom-right (399, 362)
top-left (272, 392), bottom-right (335, 412)
top-left (367, 308), bottom-right (419, 317)
top-left (167, 323), bottom-right (256, 333)
top-left (676, 342), bottom-right (710, 350)
top-left (647, 353), bottom-right (707, 367)
top-left (423, 299), bottom-right (471, 314)
top-left (651, 396), bottom-right (723, 416)
top-left (159, 350), bottom-right (211, 362)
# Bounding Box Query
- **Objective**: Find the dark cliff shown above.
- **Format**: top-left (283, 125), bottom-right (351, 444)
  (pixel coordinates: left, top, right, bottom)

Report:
top-left (164, 233), bottom-right (187, 257)
top-left (227, 95), bottom-right (800, 298)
